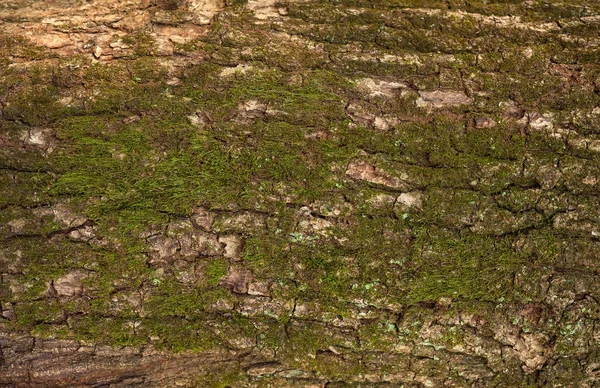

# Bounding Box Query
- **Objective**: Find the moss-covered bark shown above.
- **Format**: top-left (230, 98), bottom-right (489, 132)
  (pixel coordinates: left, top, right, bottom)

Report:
top-left (2, 0), bottom-right (600, 386)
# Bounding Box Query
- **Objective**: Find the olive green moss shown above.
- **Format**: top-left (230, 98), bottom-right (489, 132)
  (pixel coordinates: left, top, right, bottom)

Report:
top-left (2, 0), bottom-right (600, 384)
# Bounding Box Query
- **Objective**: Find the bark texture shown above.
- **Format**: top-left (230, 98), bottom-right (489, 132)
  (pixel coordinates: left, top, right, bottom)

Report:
top-left (2, 0), bottom-right (600, 386)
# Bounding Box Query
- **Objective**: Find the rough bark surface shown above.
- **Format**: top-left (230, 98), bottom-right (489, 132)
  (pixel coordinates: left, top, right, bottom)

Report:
top-left (2, 0), bottom-right (600, 386)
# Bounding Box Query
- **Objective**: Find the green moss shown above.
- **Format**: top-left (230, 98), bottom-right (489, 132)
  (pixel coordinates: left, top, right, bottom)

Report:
top-left (404, 227), bottom-right (527, 303)
top-left (13, 300), bottom-right (64, 330)
top-left (192, 366), bottom-right (248, 388)
top-left (358, 319), bottom-right (399, 351)
top-left (121, 31), bottom-right (158, 57)
top-left (206, 259), bottom-right (228, 286)
top-left (0, 34), bottom-right (49, 61)
top-left (3, 84), bottom-right (61, 126)
top-left (70, 314), bottom-right (146, 347)
top-left (147, 316), bottom-right (219, 352)
top-left (2, 1), bottom-right (600, 382)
